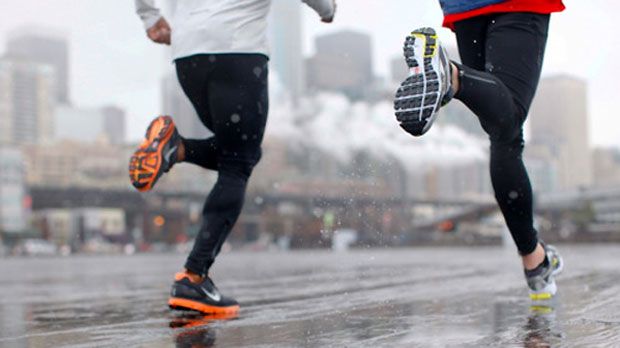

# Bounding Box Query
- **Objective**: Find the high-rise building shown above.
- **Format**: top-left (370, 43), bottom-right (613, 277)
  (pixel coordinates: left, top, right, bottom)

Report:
top-left (0, 147), bottom-right (27, 233)
top-left (0, 63), bottom-right (11, 144)
top-left (0, 58), bottom-right (55, 145)
top-left (6, 27), bottom-right (70, 104)
top-left (268, 0), bottom-right (305, 103)
top-left (528, 75), bottom-right (592, 191)
top-left (161, 73), bottom-right (209, 139)
top-left (306, 30), bottom-right (374, 99)
top-left (102, 106), bottom-right (126, 145)
top-left (592, 147), bottom-right (620, 188)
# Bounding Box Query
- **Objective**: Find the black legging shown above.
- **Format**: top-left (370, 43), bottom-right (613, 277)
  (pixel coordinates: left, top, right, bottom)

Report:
top-left (175, 54), bottom-right (269, 276)
top-left (453, 13), bottom-right (550, 255)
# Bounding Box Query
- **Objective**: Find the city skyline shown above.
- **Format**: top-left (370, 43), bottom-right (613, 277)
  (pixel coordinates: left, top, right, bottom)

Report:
top-left (0, 1), bottom-right (618, 148)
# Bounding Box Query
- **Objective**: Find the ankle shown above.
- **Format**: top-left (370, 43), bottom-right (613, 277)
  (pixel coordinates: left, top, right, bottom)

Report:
top-left (522, 243), bottom-right (546, 271)
top-left (451, 62), bottom-right (460, 95)
top-left (177, 138), bottom-right (186, 162)
top-left (185, 269), bottom-right (203, 284)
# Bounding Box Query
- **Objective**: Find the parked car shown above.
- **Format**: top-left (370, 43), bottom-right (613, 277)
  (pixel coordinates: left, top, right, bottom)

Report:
top-left (14, 239), bottom-right (57, 257)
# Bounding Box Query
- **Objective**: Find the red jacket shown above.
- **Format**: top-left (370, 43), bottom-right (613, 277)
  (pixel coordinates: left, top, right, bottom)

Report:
top-left (443, 0), bottom-right (565, 29)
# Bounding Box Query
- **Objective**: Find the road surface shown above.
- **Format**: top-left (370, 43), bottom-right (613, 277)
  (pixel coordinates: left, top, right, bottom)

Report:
top-left (0, 246), bottom-right (619, 347)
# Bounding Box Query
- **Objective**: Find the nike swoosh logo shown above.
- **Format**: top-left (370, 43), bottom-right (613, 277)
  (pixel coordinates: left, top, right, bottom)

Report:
top-left (164, 145), bottom-right (178, 163)
top-left (201, 286), bottom-right (222, 302)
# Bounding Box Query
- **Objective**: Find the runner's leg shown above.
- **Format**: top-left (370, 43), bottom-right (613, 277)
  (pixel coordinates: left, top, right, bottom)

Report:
top-left (453, 13), bottom-right (550, 256)
top-left (178, 54), bottom-right (269, 275)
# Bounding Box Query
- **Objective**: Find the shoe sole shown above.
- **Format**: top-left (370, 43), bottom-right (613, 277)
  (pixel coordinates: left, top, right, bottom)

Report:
top-left (169, 297), bottom-right (240, 315)
top-left (128, 116), bottom-right (176, 192)
top-left (529, 277), bottom-right (557, 301)
top-left (529, 290), bottom-right (555, 301)
top-left (394, 28), bottom-right (443, 137)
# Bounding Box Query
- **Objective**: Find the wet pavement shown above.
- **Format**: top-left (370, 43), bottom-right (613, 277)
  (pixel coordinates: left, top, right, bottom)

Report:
top-left (0, 245), bottom-right (619, 347)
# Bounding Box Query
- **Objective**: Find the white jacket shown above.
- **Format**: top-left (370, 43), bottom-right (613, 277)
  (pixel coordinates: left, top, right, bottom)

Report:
top-left (135, 0), bottom-right (335, 59)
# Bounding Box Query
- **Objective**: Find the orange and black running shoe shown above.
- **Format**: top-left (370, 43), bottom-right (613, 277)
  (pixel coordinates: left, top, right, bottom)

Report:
top-left (169, 272), bottom-right (240, 315)
top-left (129, 115), bottom-right (181, 192)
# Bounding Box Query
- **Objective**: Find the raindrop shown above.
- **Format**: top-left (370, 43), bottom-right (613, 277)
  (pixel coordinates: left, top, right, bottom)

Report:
top-left (241, 134), bottom-right (248, 140)
top-left (473, 39), bottom-right (478, 44)
top-left (231, 114), bottom-right (241, 123)
top-left (253, 66), bottom-right (262, 78)
top-left (208, 55), bottom-right (217, 62)
top-left (509, 191), bottom-right (519, 199)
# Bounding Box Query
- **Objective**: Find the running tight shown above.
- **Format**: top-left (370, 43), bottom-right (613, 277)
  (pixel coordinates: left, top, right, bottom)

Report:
top-left (175, 54), bottom-right (269, 275)
top-left (453, 13), bottom-right (550, 255)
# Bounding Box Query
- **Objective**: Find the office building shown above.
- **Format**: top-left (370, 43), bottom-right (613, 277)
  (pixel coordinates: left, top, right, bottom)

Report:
top-left (528, 75), bottom-right (592, 191)
top-left (102, 106), bottom-right (126, 145)
top-left (306, 30), bottom-right (374, 99)
top-left (6, 27), bottom-right (70, 104)
top-left (0, 58), bottom-right (55, 145)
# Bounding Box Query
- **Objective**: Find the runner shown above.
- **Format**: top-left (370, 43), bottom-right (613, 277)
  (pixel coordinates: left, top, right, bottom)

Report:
top-left (393, 0), bottom-right (565, 301)
top-left (130, 0), bottom-right (336, 314)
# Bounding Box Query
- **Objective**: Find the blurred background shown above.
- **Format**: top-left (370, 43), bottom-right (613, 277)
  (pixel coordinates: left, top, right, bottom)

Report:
top-left (0, 0), bottom-right (619, 257)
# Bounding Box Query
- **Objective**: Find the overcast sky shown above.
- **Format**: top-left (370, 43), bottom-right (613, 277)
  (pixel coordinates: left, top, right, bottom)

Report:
top-left (1, 0), bottom-right (619, 147)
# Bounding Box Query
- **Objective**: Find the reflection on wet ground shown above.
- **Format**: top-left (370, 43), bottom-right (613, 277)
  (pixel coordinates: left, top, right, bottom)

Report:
top-left (0, 246), bottom-right (619, 347)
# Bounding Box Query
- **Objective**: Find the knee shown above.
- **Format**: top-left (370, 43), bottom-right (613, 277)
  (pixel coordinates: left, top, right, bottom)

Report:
top-left (220, 147), bottom-right (262, 181)
top-left (490, 133), bottom-right (524, 162)
top-left (487, 109), bottom-right (523, 144)
top-left (243, 147), bottom-right (262, 176)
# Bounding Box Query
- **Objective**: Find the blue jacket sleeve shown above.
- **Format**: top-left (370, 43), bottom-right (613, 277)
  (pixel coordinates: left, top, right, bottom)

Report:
top-left (439, 0), bottom-right (507, 15)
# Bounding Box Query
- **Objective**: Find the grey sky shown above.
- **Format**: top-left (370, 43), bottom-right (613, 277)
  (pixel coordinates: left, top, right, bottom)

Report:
top-left (1, 1), bottom-right (619, 146)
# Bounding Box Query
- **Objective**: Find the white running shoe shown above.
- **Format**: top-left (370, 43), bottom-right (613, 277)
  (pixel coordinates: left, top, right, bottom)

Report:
top-left (526, 243), bottom-right (564, 302)
top-left (394, 27), bottom-right (454, 136)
